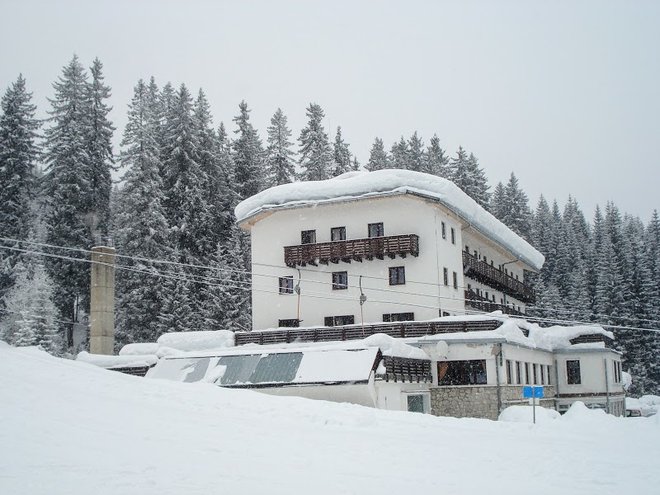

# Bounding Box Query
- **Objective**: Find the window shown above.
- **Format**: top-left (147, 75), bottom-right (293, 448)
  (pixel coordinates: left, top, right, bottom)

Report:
top-left (533, 363), bottom-right (538, 384)
top-left (540, 365), bottom-right (546, 385)
top-left (278, 319), bottom-right (299, 328)
top-left (301, 229), bottom-right (316, 244)
top-left (441, 222), bottom-right (446, 239)
top-left (332, 271), bottom-right (348, 290)
top-left (324, 315), bottom-right (355, 326)
top-left (613, 361), bottom-right (622, 383)
top-left (547, 365), bottom-right (553, 385)
top-left (443, 267), bottom-right (449, 286)
top-left (331, 226), bottom-right (346, 241)
top-left (368, 222), bottom-right (384, 238)
top-left (279, 276), bottom-right (294, 294)
top-left (566, 360), bottom-right (581, 384)
top-left (383, 312), bottom-right (415, 322)
top-left (437, 360), bottom-right (487, 385)
top-left (473, 250), bottom-right (478, 258)
top-left (407, 394), bottom-right (427, 413)
top-left (389, 266), bottom-right (406, 285)
top-left (450, 227), bottom-right (456, 244)
top-left (506, 359), bottom-right (513, 385)
top-left (515, 361), bottom-right (521, 384)
top-left (452, 271), bottom-right (458, 289)
top-left (524, 362), bottom-right (530, 384)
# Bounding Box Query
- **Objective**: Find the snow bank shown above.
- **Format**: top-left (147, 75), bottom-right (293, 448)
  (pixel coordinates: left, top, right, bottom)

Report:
top-left (2, 344), bottom-right (660, 495)
top-left (498, 405), bottom-right (561, 424)
top-left (362, 333), bottom-right (428, 359)
top-left (562, 401), bottom-right (615, 424)
top-left (235, 169), bottom-right (544, 270)
top-left (76, 351), bottom-right (158, 368)
top-left (156, 330), bottom-right (234, 351)
top-left (118, 342), bottom-right (160, 356)
top-left (528, 324), bottom-right (613, 350)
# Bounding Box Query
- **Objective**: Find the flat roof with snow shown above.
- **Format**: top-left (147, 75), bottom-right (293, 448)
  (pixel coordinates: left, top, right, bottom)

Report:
top-left (235, 169), bottom-right (545, 270)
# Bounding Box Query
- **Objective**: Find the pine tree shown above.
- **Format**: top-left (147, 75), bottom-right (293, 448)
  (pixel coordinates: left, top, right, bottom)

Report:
top-left (465, 153), bottom-right (490, 208)
top-left (84, 58), bottom-right (114, 239)
top-left (265, 108), bottom-right (295, 186)
top-left (0, 75), bottom-right (40, 311)
top-left (498, 173), bottom-right (532, 240)
top-left (407, 132), bottom-right (424, 172)
top-left (424, 135), bottom-right (449, 177)
top-left (298, 103), bottom-right (332, 181)
top-left (390, 137), bottom-right (409, 170)
top-left (366, 137), bottom-right (389, 171)
top-left (331, 126), bottom-right (352, 177)
top-left (232, 100), bottom-right (264, 198)
top-left (449, 146), bottom-right (470, 191)
top-left (114, 79), bottom-right (171, 345)
top-left (43, 55), bottom-right (94, 347)
top-left (489, 182), bottom-right (507, 221)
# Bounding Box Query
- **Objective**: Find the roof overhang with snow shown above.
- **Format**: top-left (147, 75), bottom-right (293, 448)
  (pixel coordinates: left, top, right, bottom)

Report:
top-left (235, 170), bottom-right (545, 271)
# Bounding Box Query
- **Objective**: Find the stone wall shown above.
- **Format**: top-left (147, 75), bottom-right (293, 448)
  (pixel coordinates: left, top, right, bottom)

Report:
top-left (431, 385), bottom-right (557, 420)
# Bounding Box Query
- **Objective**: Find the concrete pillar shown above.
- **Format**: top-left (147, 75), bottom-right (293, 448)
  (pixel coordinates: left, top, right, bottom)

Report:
top-left (89, 246), bottom-right (116, 355)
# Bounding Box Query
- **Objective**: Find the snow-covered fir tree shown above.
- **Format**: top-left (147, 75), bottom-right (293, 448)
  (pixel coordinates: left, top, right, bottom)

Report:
top-left (0, 75), bottom-right (40, 311)
top-left (114, 79), bottom-right (171, 346)
top-left (232, 100), bottom-right (264, 198)
top-left (498, 173), bottom-right (532, 240)
top-left (423, 135), bottom-right (450, 177)
top-left (84, 58), bottom-right (115, 239)
top-left (265, 108), bottom-right (295, 186)
top-left (407, 132), bottom-right (424, 172)
top-left (390, 137), bottom-right (409, 170)
top-left (331, 126), bottom-right (352, 177)
top-left (298, 103), bottom-right (332, 181)
top-left (366, 137), bottom-right (389, 171)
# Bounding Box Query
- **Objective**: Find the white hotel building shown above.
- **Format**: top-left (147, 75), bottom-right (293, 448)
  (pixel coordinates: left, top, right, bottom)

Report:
top-left (236, 169), bottom-right (544, 331)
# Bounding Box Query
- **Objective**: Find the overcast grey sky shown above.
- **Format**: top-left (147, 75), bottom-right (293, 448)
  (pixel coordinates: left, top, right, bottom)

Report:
top-left (1, 0), bottom-right (658, 221)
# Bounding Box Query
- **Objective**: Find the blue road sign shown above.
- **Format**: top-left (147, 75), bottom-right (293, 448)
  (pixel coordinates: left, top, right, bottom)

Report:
top-left (523, 386), bottom-right (544, 398)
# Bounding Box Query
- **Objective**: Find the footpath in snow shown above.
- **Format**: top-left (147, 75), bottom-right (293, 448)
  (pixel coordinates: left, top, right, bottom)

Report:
top-left (1, 342), bottom-right (658, 495)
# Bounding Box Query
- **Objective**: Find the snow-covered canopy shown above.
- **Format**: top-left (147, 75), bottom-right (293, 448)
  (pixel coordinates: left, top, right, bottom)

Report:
top-left (235, 169), bottom-right (545, 270)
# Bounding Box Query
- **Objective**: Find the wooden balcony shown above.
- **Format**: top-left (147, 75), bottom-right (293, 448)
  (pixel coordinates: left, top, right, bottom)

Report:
top-left (462, 251), bottom-right (535, 303)
top-left (464, 290), bottom-right (525, 316)
top-left (284, 234), bottom-right (419, 268)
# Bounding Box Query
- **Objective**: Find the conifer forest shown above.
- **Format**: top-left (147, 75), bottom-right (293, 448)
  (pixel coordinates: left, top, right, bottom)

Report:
top-left (1, 56), bottom-right (658, 394)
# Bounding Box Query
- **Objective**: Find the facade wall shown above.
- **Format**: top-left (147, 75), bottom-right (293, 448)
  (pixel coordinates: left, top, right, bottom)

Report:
top-left (249, 195), bottom-right (467, 330)
top-left (554, 350), bottom-right (625, 396)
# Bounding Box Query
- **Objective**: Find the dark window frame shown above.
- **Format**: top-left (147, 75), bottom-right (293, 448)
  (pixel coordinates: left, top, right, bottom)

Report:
top-left (450, 227), bottom-right (456, 244)
top-left (441, 222), bottom-right (446, 239)
top-left (389, 266), bottom-right (406, 285)
top-left (452, 271), bottom-right (458, 289)
top-left (383, 312), bottom-right (415, 322)
top-left (331, 226), bottom-right (346, 241)
top-left (278, 318), bottom-right (300, 328)
top-left (506, 359), bottom-right (513, 385)
top-left (332, 271), bottom-right (348, 290)
top-left (566, 360), bottom-right (581, 385)
top-left (437, 360), bottom-right (487, 386)
top-left (301, 229), bottom-right (316, 244)
top-left (443, 267), bottom-right (448, 286)
top-left (324, 315), bottom-right (355, 327)
top-left (279, 276), bottom-right (294, 294)
top-left (368, 222), bottom-right (384, 238)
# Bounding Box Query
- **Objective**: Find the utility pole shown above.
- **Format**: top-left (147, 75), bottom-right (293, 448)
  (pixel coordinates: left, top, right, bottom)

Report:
top-left (89, 246), bottom-right (116, 354)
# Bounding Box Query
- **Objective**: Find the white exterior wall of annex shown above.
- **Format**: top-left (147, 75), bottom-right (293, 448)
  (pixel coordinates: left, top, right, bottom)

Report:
top-left (500, 343), bottom-right (555, 385)
top-left (461, 230), bottom-right (530, 312)
top-left (554, 349), bottom-right (624, 396)
top-left (248, 194), bottom-right (467, 330)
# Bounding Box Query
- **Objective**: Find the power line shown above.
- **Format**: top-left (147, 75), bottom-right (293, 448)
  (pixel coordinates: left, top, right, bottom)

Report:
top-left (2, 240), bottom-right (659, 333)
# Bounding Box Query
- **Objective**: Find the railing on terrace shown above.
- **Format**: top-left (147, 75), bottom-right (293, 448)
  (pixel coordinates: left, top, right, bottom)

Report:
top-left (284, 234), bottom-right (419, 268)
top-left (464, 289), bottom-right (526, 316)
top-left (462, 251), bottom-right (535, 303)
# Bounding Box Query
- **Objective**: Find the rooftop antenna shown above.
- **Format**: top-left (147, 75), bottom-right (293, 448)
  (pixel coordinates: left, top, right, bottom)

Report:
top-left (359, 275), bottom-right (367, 336)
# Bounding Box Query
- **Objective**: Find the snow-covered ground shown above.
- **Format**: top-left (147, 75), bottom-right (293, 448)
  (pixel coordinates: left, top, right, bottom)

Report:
top-left (1, 342), bottom-right (658, 495)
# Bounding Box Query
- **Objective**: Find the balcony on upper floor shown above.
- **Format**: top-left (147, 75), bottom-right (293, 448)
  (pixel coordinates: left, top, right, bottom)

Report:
top-left (462, 251), bottom-right (535, 303)
top-left (284, 234), bottom-right (419, 268)
top-left (464, 289), bottom-right (525, 316)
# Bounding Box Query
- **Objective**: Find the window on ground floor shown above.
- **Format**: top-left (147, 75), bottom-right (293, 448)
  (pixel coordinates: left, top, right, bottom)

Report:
top-left (278, 319), bottom-right (300, 328)
top-left (407, 394), bottom-right (427, 413)
top-left (566, 360), bottom-right (581, 385)
top-left (324, 315), bottom-right (355, 327)
top-left (437, 360), bottom-right (487, 386)
top-left (506, 359), bottom-right (513, 385)
top-left (524, 362), bottom-right (530, 384)
top-left (515, 361), bottom-right (521, 384)
top-left (383, 312), bottom-right (415, 322)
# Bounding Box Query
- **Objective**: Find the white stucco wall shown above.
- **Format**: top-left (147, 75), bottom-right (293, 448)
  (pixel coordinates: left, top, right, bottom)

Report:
top-left (248, 195), bottom-right (466, 330)
top-left (554, 349), bottom-right (625, 395)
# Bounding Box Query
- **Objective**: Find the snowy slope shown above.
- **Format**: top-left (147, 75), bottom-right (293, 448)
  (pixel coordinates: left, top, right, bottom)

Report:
top-left (234, 169), bottom-right (544, 270)
top-left (1, 342), bottom-right (658, 495)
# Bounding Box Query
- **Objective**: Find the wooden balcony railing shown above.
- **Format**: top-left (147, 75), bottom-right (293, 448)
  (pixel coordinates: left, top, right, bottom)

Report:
top-left (284, 234), bottom-right (419, 268)
top-left (464, 289), bottom-right (525, 316)
top-left (462, 251), bottom-right (535, 303)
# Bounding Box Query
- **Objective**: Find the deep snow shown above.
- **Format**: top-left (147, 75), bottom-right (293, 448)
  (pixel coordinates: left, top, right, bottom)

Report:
top-left (1, 342), bottom-right (658, 495)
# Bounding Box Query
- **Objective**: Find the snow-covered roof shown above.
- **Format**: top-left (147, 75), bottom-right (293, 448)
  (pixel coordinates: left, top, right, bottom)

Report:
top-left (235, 169), bottom-right (545, 270)
top-left (76, 351), bottom-right (158, 369)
